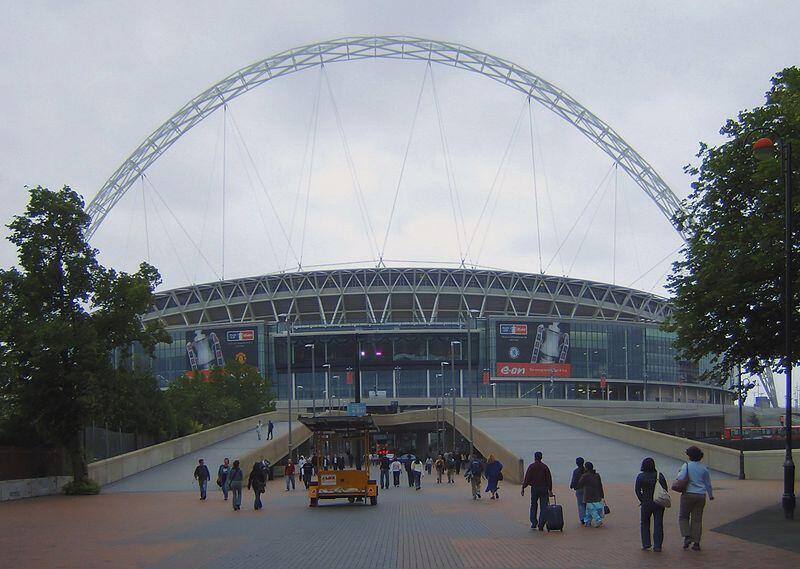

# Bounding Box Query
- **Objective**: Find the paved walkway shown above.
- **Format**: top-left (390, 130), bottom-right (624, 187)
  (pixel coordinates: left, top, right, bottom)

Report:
top-left (475, 416), bottom-right (734, 482)
top-left (1, 473), bottom-right (795, 568)
top-left (105, 422), bottom-right (288, 492)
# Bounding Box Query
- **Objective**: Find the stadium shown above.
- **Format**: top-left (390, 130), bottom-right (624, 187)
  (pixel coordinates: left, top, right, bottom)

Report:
top-left (139, 266), bottom-right (728, 407)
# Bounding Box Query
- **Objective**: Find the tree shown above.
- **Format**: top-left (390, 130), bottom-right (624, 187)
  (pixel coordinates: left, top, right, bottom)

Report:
top-left (665, 67), bottom-right (800, 381)
top-left (165, 361), bottom-right (274, 435)
top-left (0, 186), bottom-right (168, 484)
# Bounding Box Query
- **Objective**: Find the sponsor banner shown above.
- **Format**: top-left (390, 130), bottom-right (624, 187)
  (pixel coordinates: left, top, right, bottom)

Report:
top-left (482, 370), bottom-right (491, 385)
top-left (495, 320), bottom-right (571, 379)
top-left (495, 362), bottom-right (572, 378)
top-left (346, 371), bottom-right (354, 385)
top-left (185, 326), bottom-right (259, 371)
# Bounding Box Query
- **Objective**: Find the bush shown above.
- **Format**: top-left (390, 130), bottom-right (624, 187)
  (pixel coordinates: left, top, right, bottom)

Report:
top-left (62, 478), bottom-right (101, 495)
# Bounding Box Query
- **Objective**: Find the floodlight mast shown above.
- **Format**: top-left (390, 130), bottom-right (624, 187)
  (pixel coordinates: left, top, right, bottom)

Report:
top-left (85, 36), bottom-right (687, 241)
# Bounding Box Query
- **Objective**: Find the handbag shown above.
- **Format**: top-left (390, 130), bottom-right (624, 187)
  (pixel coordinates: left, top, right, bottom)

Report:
top-left (603, 501), bottom-right (611, 515)
top-left (671, 462), bottom-right (690, 493)
top-left (498, 472), bottom-right (504, 481)
top-left (653, 472), bottom-right (672, 508)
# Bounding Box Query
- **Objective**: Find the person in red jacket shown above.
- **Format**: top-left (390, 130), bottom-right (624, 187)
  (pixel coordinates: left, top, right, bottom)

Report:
top-left (521, 451), bottom-right (553, 531)
top-left (285, 460), bottom-right (296, 491)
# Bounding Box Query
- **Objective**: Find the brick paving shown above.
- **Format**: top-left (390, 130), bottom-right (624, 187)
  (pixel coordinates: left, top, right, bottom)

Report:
top-left (1, 474), bottom-right (798, 568)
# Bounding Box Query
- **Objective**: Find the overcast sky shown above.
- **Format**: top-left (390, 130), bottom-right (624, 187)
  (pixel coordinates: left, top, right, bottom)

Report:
top-left (1, 0), bottom-right (797, 301)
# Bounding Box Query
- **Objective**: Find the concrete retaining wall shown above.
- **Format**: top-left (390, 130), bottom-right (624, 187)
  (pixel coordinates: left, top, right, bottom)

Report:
top-left (473, 405), bottom-right (800, 480)
top-left (88, 410), bottom-right (292, 486)
top-left (0, 476), bottom-right (72, 502)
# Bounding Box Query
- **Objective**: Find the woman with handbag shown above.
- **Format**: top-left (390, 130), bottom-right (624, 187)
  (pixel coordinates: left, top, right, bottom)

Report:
top-left (246, 462), bottom-right (267, 510)
top-left (635, 457), bottom-right (670, 552)
top-left (226, 459), bottom-right (244, 511)
top-left (575, 461), bottom-right (605, 527)
top-left (674, 446), bottom-right (714, 551)
top-left (484, 454), bottom-right (504, 500)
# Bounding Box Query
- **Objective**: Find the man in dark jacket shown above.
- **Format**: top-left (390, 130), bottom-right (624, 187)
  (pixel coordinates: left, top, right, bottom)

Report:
top-left (466, 455), bottom-right (484, 499)
top-left (575, 461), bottom-right (605, 527)
top-left (194, 458), bottom-right (211, 500)
top-left (569, 457), bottom-right (586, 526)
top-left (521, 451), bottom-right (553, 530)
top-left (379, 455), bottom-right (390, 489)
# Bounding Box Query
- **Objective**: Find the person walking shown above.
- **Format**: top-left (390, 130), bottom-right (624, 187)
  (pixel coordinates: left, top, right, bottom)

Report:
top-left (267, 420), bottom-right (274, 440)
top-left (484, 454), bottom-right (503, 500)
top-left (194, 458), bottom-right (211, 500)
top-left (391, 457), bottom-right (403, 487)
top-left (405, 456), bottom-right (414, 488)
top-left (425, 456), bottom-right (433, 475)
top-left (412, 457), bottom-right (424, 490)
top-left (455, 453), bottom-right (463, 475)
top-left (676, 446), bottom-right (714, 551)
top-left (285, 459), bottom-right (296, 491)
top-left (217, 458), bottom-right (231, 501)
top-left (434, 455), bottom-right (445, 484)
top-left (247, 462), bottom-right (267, 510)
top-left (466, 454), bottom-right (484, 500)
top-left (569, 457), bottom-right (586, 526)
top-left (575, 461), bottom-right (605, 528)
top-left (256, 420), bottom-right (263, 441)
top-left (226, 459), bottom-right (244, 511)
top-left (446, 453), bottom-right (456, 484)
top-left (521, 451), bottom-right (553, 530)
top-left (301, 458), bottom-right (314, 489)
top-left (635, 457), bottom-right (669, 552)
top-left (379, 454), bottom-right (390, 490)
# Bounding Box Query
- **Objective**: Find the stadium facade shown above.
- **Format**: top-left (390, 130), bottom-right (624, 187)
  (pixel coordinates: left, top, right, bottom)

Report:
top-left (139, 267), bottom-right (730, 407)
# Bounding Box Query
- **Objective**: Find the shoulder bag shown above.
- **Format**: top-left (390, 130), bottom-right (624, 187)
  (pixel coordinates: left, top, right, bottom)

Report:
top-left (653, 471), bottom-right (672, 508)
top-left (671, 462), bottom-right (690, 493)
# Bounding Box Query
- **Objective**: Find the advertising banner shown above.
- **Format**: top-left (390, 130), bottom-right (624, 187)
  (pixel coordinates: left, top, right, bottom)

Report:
top-left (495, 321), bottom-right (571, 378)
top-left (185, 326), bottom-right (259, 373)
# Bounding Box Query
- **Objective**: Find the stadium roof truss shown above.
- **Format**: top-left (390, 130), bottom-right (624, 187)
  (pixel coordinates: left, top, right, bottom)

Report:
top-left (147, 268), bottom-right (672, 327)
top-left (86, 36), bottom-right (687, 241)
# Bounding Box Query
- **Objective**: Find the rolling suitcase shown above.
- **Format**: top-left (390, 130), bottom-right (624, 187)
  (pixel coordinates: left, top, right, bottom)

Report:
top-left (545, 494), bottom-right (564, 532)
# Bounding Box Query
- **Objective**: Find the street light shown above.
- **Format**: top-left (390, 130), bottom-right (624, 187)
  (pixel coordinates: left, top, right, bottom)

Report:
top-left (331, 375), bottom-right (340, 412)
top-left (304, 343), bottom-right (316, 417)
top-left (296, 384), bottom-right (304, 401)
top-left (466, 309), bottom-right (480, 458)
top-left (393, 366), bottom-right (401, 399)
top-left (450, 340), bottom-right (461, 453)
top-left (322, 363), bottom-right (331, 412)
top-left (490, 382), bottom-right (498, 408)
top-left (751, 133), bottom-right (795, 519)
top-left (439, 361), bottom-right (449, 455)
top-left (279, 313), bottom-right (294, 461)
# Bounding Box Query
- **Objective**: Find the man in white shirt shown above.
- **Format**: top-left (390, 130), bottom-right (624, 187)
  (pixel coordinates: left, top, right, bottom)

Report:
top-left (390, 458), bottom-right (403, 488)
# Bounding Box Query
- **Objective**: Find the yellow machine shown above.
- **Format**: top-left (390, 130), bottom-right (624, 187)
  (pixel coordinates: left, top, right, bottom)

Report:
top-left (299, 415), bottom-right (378, 507)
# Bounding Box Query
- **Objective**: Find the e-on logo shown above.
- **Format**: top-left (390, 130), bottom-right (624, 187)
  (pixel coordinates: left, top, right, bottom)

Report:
top-left (508, 346), bottom-right (521, 359)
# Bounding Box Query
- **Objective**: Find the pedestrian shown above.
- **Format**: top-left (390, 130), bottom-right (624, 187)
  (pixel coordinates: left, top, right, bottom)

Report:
top-left (569, 457), bottom-right (586, 525)
top-left (425, 456), bottom-right (433, 475)
top-left (446, 453), bottom-right (456, 484)
top-left (339, 454), bottom-right (347, 471)
top-left (298, 455), bottom-right (306, 476)
top-left (484, 454), bottom-right (503, 500)
top-left (391, 457), bottom-right (403, 487)
top-left (302, 458), bottom-right (314, 489)
top-left (575, 461), bottom-right (605, 528)
top-left (412, 457), bottom-right (424, 490)
top-left (455, 452), bottom-right (462, 475)
top-left (635, 457), bottom-right (669, 552)
top-left (404, 456), bottom-right (415, 487)
top-left (260, 458), bottom-right (271, 481)
top-left (676, 446), bottom-right (714, 551)
top-left (217, 457), bottom-right (231, 501)
top-left (285, 459), bottom-right (296, 491)
top-left (226, 459), bottom-right (244, 511)
top-left (466, 454), bottom-right (484, 499)
top-left (267, 420), bottom-right (274, 440)
top-left (379, 454), bottom-right (390, 490)
top-left (347, 449), bottom-right (353, 468)
top-left (434, 455), bottom-right (445, 484)
top-left (194, 458), bottom-right (211, 500)
top-left (521, 451), bottom-right (553, 530)
top-left (256, 419), bottom-right (263, 440)
top-left (247, 461), bottom-right (267, 510)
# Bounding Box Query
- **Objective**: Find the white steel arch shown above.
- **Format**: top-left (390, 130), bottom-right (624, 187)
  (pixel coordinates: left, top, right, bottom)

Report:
top-left (85, 36), bottom-right (687, 239)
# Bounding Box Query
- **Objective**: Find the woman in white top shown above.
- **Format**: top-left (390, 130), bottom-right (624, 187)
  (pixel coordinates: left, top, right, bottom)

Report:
top-left (390, 458), bottom-right (403, 487)
top-left (676, 445), bottom-right (714, 551)
top-left (411, 458), bottom-right (425, 490)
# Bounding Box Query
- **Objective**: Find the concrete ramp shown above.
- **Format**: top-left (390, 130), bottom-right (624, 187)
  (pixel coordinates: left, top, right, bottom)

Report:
top-left (475, 416), bottom-right (734, 484)
top-left (105, 422), bottom-right (288, 492)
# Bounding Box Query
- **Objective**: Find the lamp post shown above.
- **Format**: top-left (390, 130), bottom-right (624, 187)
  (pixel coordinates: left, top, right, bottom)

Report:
top-left (490, 382), bottom-right (498, 408)
top-left (751, 134), bottom-right (795, 519)
top-left (434, 373), bottom-right (443, 455)
top-left (331, 375), bottom-right (339, 412)
top-left (322, 363), bottom-right (331, 412)
top-left (304, 343), bottom-right (316, 417)
top-left (439, 361), bottom-right (448, 455)
top-left (393, 366), bottom-right (401, 399)
top-left (296, 384), bottom-right (304, 401)
top-left (450, 340), bottom-right (461, 453)
top-left (467, 310), bottom-right (479, 458)
top-left (279, 313), bottom-right (294, 462)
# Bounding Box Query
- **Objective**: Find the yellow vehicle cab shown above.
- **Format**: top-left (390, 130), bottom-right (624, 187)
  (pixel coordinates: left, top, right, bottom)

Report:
top-left (299, 415), bottom-right (379, 507)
